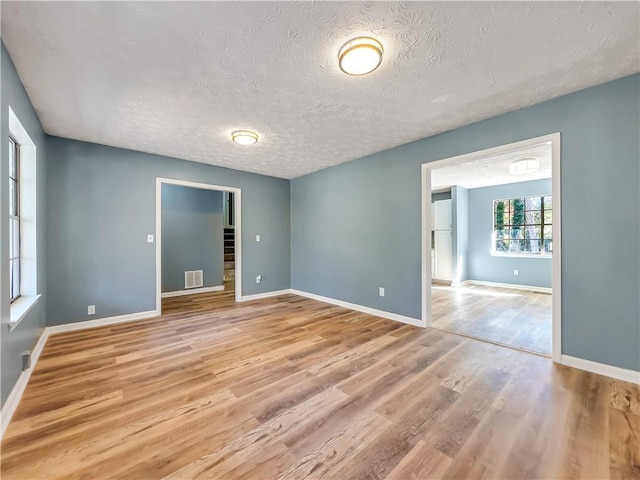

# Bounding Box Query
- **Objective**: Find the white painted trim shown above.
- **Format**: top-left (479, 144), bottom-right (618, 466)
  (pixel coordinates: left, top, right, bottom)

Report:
top-left (156, 178), bottom-right (242, 312)
top-left (490, 252), bottom-right (552, 259)
top-left (561, 355), bottom-right (640, 385)
top-left (239, 289), bottom-right (293, 302)
top-left (421, 163), bottom-right (431, 328)
top-left (421, 133), bottom-right (562, 361)
top-left (9, 107), bottom-right (38, 301)
top-left (460, 280), bottom-right (552, 294)
top-left (47, 310), bottom-right (159, 335)
top-left (1, 326), bottom-right (48, 438)
top-left (551, 134), bottom-right (562, 363)
top-left (290, 289), bottom-right (423, 327)
top-left (9, 294), bottom-right (42, 331)
top-left (161, 285), bottom-right (224, 298)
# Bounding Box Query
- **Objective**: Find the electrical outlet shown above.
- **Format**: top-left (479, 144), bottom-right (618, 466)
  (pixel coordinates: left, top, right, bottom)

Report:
top-left (147, 234), bottom-right (154, 243)
top-left (256, 275), bottom-right (262, 284)
top-left (379, 287), bottom-right (385, 297)
top-left (513, 269), bottom-right (519, 276)
top-left (88, 305), bottom-right (96, 315)
top-left (256, 234), bottom-right (261, 242)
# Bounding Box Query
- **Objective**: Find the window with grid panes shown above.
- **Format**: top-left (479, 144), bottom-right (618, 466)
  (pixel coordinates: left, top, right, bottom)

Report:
top-left (493, 195), bottom-right (552, 255)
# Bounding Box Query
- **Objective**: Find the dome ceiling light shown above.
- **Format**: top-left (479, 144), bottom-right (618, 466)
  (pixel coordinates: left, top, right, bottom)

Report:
top-left (338, 36), bottom-right (384, 76)
top-left (231, 130), bottom-right (259, 146)
top-left (509, 157), bottom-right (540, 175)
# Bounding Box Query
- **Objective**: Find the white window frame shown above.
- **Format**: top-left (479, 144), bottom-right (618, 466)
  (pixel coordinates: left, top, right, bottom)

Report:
top-left (9, 136), bottom-right (21, 302)
top-left (8, 107), bottom-right (40, 331)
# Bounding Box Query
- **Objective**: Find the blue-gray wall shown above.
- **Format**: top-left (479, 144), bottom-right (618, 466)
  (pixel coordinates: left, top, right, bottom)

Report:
top-left (291, 74), bottom-right (640, 371)
top-left (47, 137), bottom-right (290, 326)
top-left (0, 42), bottom-right (47, 406)
top-left (451, 186), bottom-right (469, 285)
top-left (468, 179), bottom-right (552, 288)
top-left (161, 185), bottom-right (224, 292)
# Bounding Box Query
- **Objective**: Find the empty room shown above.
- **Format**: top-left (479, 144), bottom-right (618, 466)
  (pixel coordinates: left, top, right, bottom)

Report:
top-left (1, 2), bottom-right (639, 479)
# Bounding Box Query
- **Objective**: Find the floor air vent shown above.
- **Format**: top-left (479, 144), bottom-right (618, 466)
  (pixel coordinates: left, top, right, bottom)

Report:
top-left (184, 270), bottom-right (203, 289)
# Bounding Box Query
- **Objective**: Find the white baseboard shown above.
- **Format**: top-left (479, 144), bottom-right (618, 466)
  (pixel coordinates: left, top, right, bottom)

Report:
top-left (459, 280), bottom-right (552, 294)
top-left (161, 285), bottom-right (224, 298)
top-left (1, 326), bottom-right (49, 438)
top-left (290, 289), bottom-right (424, 327)
top-left (47, 310), bottom-right (160, 335)
top-left (239, 289), bottom-right (292, 302)
top-left (561, 355), bottom-right (640, 385)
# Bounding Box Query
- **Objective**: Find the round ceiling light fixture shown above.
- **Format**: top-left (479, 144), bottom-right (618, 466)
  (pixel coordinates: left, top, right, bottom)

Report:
top-left (509, 157), bottom-right (540, 175)
top-left (338, 36), bottom-right (383, 76)
top-left (231, 130), bottom-right (259, 146)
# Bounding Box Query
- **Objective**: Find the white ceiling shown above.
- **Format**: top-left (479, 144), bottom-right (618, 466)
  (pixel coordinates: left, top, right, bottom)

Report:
top-left (431, 142), bottom-right (552, 191)
top-left (2, 2), bottom-right (638, 179)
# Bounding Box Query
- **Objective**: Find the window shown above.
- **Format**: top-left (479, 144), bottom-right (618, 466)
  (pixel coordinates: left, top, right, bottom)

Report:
top-left (8, 106), bottom-right (40, 330)
top-left (493, 195), bottom-right (552, 255)
top-left (9, 137), bottom-right (21, 301)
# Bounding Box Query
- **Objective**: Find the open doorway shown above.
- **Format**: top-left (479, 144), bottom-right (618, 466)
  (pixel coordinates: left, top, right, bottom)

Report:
top-left (155, 178), bottom-right (242, 314)
top-left (422, 134), bottom-right (561, 359)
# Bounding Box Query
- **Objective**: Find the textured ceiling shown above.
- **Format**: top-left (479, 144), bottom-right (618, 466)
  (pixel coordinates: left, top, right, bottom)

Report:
top-left (2, 2), bottom-right (639, 179)
top-left (431, 142), bottom-right (551, 191)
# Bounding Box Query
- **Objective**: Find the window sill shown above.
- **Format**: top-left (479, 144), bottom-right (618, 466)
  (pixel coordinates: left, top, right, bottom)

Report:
top-left (9, 294), bottom-right (41, 332)
top-left (491, 252), bottom-right (552, 259)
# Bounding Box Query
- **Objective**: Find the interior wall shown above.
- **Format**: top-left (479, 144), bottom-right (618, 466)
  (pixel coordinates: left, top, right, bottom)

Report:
top-left (0, 42), bottom-right (48, 406)
top-left (291, 73), bottom-right (640, 371)
top-left (47, 137), bottom-right (290, 326)
top-left (451, 185), bottom-right (469, 285)
top-left (161, 185), bottom-right (224, 292)
top-left (467, 179), bottom-right (552, 288)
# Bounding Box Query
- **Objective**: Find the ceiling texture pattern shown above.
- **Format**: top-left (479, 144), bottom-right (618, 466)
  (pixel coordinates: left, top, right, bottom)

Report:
top-left (431, 142), bottom-right (552, 191)
top-left (2, 1), bottom-right (639, 179)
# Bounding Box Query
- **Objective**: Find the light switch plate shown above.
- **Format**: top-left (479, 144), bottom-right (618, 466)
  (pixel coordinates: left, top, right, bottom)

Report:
top-left (256, 234), bottom-right (261, 242)
top-left (147, 234), bottom-right (154, 243)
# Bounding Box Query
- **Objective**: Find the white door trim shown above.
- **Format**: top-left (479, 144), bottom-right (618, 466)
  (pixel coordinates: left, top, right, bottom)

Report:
top-left (156, 177), bottom-right (242, 312)
top-left (421, 132), bottom-right (562, 362)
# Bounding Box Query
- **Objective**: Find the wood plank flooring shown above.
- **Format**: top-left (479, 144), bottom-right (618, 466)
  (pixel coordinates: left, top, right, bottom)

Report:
top-left (431, 284), bottom-right (552, 356)
top-left (2, 292), bottom-right (638, 479)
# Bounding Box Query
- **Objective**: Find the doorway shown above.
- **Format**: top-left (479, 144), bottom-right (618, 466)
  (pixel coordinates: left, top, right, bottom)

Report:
top-left (155, 178), bottom-right (242, 314)
top-left (421, 133), bottom-right (561, 360)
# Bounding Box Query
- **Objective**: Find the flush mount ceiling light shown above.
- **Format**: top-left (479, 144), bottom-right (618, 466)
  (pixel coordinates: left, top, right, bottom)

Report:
top-left (231, 130), bottom-right (259, 146)
top-left (509, 157), bottom-right (540, 175)
top-left (338, 36), bottom-right (383, 76)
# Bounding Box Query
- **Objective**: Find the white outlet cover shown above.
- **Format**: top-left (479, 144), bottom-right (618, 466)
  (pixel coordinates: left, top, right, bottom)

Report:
top-left (256, 234), bottom-right (261, 242)
top-left (147, 234), bottom-right (154, 243)
top-left (88, 305), bottom-right (96, 315)
top-left (379, 287), bottom-right (385, 297)
top-left (514, 269), bottom-right (519, 276)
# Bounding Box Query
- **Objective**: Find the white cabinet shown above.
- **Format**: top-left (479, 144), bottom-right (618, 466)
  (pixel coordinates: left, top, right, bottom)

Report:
top-left (433, 199), bottom-right (452, 230)
top-left (432, 199), bottom-right (452, 282)
top-left (434, 230), bottom-right (452, 281)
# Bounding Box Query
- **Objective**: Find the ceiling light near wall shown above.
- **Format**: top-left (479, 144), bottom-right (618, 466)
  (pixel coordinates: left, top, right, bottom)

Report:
top-left (338, 36), bottom-right (384, 76)
top-left (231, 130), bottom-right (259, 145)
top-left (509, 157), bottom-right (540, 175)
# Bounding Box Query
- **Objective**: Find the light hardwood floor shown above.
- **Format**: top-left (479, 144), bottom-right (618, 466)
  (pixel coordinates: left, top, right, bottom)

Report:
top-left (431, 284), bottom-right (552, 356)
top-left (2, 292), bottom-right (638, 479)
